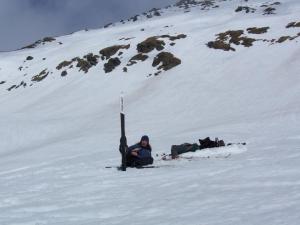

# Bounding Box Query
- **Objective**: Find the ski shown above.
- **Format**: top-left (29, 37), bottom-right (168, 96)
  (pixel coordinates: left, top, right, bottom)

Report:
top-left (105, 165), bottom-right (173, 169)
top-left (119, 92), bottom-right (127, 171)
top-left (161, 153), bottom-right (232, 161)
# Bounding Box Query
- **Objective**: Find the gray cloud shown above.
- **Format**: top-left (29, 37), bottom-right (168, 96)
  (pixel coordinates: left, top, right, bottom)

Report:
top-left (0, 0), bottom-right (176, 51)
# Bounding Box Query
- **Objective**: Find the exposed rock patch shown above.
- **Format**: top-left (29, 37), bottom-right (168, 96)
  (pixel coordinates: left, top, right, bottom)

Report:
top-left (137, 37), bottom-right (166, 53)
top-left (32, 69), bottom-right (49, 82)
top-left (235, 6), bottom-right (256, 13)
top-left (208, 24), bottom-right (299, 52)
top-left (100, 45), bottom-right (130, 60)
top-left (175, 0), bottom-right (217, 10)
top-left (26, 56), bottom-right (34, 61)
top-left (127, 54), bottom-right (149, 66)
top-left (104, 57), bottom-right (121, 73)
top-left (61, 71), bottom-right (68, 77)
top-left (56, 53), bottom-right (99, 74)
top-left (152, 52), bottom-right (181, 71)
top-left (263, 7), bottom-right (276, 15)
top-left (247, 27), bottom-right (270, 34)
top-left (104, 23), bottom-right (113, 28)
top-left (56, 60), bottom-right (74, 70)
top-left (136, 34), bottom-right (186, 54)
top-left (277, 34), bottom-right (300, 43)
top-left (22, 37), bottom-right (56, 49)
top-left (207, 30), bottom-right (256, 51)
top-left (207, 40), bottom-right (234, 51)
top-left (7, 85), bottom-right (17, 91)
top-left (119, 37), bottom-right (135, 41)
top-left (286, 22), bottom-right (300, 28)
top-left (9, 81), bottom-right (27, 90)
top-left (261, 2), bottom-right (280, 15)
top-left (0, 81), bottom-right (5, 85)
top-left (145, 8), bottom-right (161, 18)
top-left (160, 34), bottom-right (187, 41)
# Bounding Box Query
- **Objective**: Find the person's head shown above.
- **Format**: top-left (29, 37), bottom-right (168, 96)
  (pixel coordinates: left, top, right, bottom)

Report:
top-left (140, 135), bottom-right (149, 147)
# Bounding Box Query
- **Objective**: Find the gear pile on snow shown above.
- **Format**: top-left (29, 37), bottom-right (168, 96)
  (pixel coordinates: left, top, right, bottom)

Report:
top-left (168, 137), bottom-right (246, 159)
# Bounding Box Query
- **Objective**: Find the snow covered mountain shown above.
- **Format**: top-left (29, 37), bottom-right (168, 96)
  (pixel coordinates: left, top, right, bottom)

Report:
top-left (0, 0), bottom-right (300, 224)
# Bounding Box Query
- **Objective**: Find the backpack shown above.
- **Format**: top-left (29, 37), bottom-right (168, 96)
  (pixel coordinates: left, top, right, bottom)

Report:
top-left (199, 137), bottom-right (225, 149)
top-left (171, 143), bottom-right (200, 159)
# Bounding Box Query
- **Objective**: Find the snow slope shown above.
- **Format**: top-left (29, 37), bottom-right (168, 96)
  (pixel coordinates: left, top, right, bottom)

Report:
top-left (0, 0), bottom-right (300, 224)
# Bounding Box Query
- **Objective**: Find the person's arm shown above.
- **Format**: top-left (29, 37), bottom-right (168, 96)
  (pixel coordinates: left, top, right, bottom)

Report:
top-left (128, 144), bottom-right (141, 155)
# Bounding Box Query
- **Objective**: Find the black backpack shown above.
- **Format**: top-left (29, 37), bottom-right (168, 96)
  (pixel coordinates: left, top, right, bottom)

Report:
top-left (199, 137), bottom-right (225, 149)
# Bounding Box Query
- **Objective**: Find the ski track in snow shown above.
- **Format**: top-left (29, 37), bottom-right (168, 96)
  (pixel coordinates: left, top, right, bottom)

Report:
top-left (0, 0), bottom-right (300, 224)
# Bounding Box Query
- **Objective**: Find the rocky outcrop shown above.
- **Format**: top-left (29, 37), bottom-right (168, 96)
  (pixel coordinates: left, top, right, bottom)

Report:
top-left (99, 45), bottom-right (130, 60)
top-left (207, 30), bottom-right (256, 51)
top-left (137, 37), bottom-right (166, 53)
top-left (247, 27), bottom-right (270, 34)
top-left (286, 22), bottom-right (300, 28)
top-left (32, 69), bottom-right (49, 82)
top-left (127, 54), bottom-right (149, 66)
top-left (22, 37), bottom-right (57, 49)
top-left (104, 57), bottom-right (121, 73)
top-left (152, 52), bottom-right (181, 71)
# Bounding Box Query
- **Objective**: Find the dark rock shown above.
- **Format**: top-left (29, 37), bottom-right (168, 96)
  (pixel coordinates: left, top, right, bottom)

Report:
top-left (160, 34), bottom-right (187, 41)
top-left (286, 21), bottom-right (300, 28)
top-left (130, 15), bottom-right (139, 22)
top-left (26, 56), bottom-right (34, 61)
top-left (57, 54), bottom-right (99, 73)
top-left (263, 7), bottom-right (276, 15)
top-left (235, 6), bottom-right (256, 13)
top-left (32, 69), bottom-right (49, 82)
top-left (137, 37), bottom-right (165, 53)
top-left (154, 71), bottom-right (162, 76)
top-left (207, 29), bottom-right (256, 51)
top-left (7, 85), bottom-right (17, 91)
top-left (76, 59), bottom-right (91, 73)
top-left (247, 27), bottom-right (270, 34)
top-left (154, 11), bottom-right (161, 16)
top-left (277, 36), bottom-right (291, 43)
top-left (152, 52), bottom-right (181, 71)
top-left (0, 81), bottom-right (5, 85)
top-left (22, 37), bottom-right (56, 49)
top-left (56, 60), bottom-right (73, 70)
top-left (19, 81), bottom-right (26, 88)
top-left (127, 53), bottom-right (149, 66)
top-left (84, 53), bottom-right (99, 66)
top-left (104, 57), bottom-right (121, 73)
top-left (123, 67), bottom-right (128, 72)
top-left (240, 37), bottom-right (256, 47)
top-left (100, 44), bottom-right (130, 60)
top-left (104, 23), bottom-right (113, 28)
top-left (61, 70), bottom-right (68, 77)
top-left (42, 37), bottom-right (56, 42)
top-left (207, 40), bottom-right (234, 51)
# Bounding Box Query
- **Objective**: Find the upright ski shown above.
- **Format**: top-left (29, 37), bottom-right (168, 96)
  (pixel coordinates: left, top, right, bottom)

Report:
top-left (119, 93), bottom-right (127, 171)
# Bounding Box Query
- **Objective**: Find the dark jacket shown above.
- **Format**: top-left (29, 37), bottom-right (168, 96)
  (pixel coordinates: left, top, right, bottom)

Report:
top-left (128, 143), bottom-right (152, 158)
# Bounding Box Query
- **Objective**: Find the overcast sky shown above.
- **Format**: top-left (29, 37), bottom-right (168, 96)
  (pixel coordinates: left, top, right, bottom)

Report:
top-left (0, 0), bottom-right (176, 51)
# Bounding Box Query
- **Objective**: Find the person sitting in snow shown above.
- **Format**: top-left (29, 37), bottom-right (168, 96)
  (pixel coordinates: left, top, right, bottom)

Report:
top-left (126, 135), bottom-right (153, 167)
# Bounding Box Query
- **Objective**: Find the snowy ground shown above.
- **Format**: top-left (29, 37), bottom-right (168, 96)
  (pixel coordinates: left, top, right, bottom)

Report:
top-left (0, 0), bottom-right (300, 224)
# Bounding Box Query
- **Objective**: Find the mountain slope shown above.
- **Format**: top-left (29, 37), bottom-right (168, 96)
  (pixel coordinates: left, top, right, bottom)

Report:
top-left (0, 0), bottom-right (300, 224)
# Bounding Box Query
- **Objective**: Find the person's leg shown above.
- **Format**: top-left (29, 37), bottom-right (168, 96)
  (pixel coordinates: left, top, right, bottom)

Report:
top-left (135, 157), bottom-right (153, 167)
top-left (126, 154), bottom-right (135, 167)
